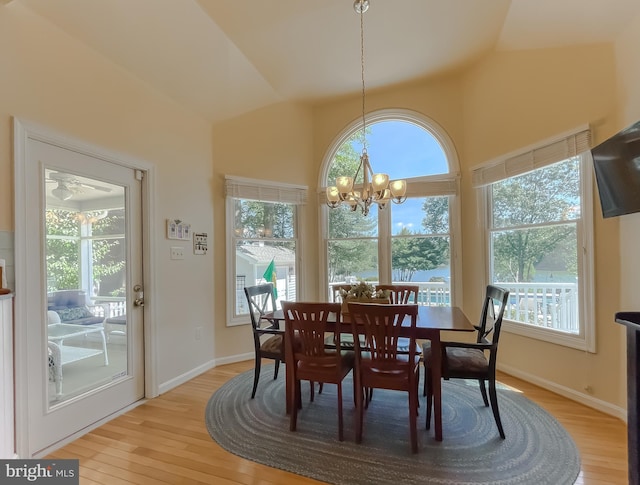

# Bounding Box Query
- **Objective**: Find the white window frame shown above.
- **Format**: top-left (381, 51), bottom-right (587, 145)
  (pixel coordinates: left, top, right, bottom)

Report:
top-left (473, 126), bottom-right (596, 352)
top-left (318, 109), bottom-right (462, 305)
top-left (225, 175), bottom-right (307, 326)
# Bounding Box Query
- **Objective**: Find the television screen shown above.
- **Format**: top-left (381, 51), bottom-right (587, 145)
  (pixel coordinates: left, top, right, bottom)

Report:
top-left (591, 120), bottom-right (640, 218)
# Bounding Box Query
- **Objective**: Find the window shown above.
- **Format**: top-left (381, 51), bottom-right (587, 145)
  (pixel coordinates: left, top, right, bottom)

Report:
top-left (474, 127), bottom-right (595, 351)
top-left (225, 176), bottom-right (306, 326)
top-left (392, 196), bottom-right (452, 306)
top-left (321, 110), bottom-right (460, 306)
top-left (46, 208), bottom-right (125, 299)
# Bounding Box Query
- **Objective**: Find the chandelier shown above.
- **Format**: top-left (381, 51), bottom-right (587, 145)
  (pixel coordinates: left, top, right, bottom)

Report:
top-left (326, 0), bottom-right (407, 216)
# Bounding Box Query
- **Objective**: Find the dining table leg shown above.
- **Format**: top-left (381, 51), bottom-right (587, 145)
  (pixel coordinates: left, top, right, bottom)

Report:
top-left (429, 332), bottom-right (444, 442)
top-left (284, 329), bottom-right (293, 415)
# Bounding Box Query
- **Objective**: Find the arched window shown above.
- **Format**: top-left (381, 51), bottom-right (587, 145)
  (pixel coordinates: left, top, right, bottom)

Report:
top-left (319, 109), bottom-right (461, 306)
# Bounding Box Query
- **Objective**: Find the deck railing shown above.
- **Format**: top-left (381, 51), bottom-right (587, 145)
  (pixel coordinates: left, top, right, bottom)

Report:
top-left (497, 282), bottom-right (579, 333)
top-left (330, 280), bottom-right (579, 334)
top-left (91, 296), bottom-right (126, 318)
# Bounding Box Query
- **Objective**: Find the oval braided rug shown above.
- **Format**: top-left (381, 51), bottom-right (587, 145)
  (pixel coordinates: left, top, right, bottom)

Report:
top-left (205, 365), bottom-right (580, 485)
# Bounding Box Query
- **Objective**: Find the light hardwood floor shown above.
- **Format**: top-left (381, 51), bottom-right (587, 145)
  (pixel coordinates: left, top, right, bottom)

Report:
top-left (47, 360), bottom-right (628, 484)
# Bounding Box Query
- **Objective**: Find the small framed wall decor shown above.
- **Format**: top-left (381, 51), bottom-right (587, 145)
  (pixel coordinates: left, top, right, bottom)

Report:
top-left (194, 233), bottom-right (208, 255)
top-left (166, 219), bottom-right (191, 240)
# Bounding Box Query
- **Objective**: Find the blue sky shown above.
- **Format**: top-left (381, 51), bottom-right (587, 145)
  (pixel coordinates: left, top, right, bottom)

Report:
top-left (349, 120), bottom-right (449, 234)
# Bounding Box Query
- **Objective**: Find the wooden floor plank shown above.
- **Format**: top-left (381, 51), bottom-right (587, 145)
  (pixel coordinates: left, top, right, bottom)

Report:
top-left (46, 360), bottom-right (627, 484)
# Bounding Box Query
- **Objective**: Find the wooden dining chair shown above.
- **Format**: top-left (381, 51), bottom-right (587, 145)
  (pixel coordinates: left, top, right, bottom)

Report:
top-left (282, 301), bottom-right (355, 441)
top-left (375, 284), bottom-right (422, 357)
top-left (244, 283), bottom-right (284, 399)
top-left (423, 284), bottom-right (510, 438)
top-left (348, 302), bottom-right (420, 453)
top-left (330, 283), bottom-right (354, 303)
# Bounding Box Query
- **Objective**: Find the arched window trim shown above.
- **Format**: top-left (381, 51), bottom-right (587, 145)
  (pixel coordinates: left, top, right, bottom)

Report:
top-left (317, 108), bottom-right (463, 307)
top-left (317, 108), bottom-right (460, 200)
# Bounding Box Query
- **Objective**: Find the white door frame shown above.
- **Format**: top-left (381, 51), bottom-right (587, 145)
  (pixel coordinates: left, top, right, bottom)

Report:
top-left (12, 118), bottom-right (158, 457)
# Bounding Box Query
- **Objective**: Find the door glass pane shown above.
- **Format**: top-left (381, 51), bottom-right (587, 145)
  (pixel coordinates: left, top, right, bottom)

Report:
top-left (45, 169), bottom-right (127, 405)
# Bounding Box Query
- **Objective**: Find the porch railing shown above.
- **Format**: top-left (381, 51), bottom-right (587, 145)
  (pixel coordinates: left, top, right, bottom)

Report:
top-left (497, 282), bottom-right (579, 334)
top-left (330, 280), bottom-right (579, 334)
top-left (91, 296), bottom-right (126, 318)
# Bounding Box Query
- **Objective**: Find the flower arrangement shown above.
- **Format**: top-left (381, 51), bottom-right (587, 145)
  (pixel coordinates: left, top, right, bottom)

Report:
top-left (339, 281), bottom-right (390, 300)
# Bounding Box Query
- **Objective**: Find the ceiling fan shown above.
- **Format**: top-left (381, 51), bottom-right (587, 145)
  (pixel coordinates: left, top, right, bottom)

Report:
top-left (46, 172), bottom-right (112, 201)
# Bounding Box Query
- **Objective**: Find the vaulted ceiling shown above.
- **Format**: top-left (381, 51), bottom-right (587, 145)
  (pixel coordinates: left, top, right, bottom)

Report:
top-left (16, 0), bottom-right (640, 122)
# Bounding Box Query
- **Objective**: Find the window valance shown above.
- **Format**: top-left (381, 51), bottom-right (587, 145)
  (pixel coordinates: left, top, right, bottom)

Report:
top-left (225, 175), bottom-right (308, 205)
top-left (472, 126), bottom-right (591, 187)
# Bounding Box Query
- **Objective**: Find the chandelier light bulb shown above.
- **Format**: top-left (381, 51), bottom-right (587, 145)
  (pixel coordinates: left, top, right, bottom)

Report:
top-left (390, 179), bottom-right (407, 198)
top-left (372, 173), bottom-right (389, 192)
top-left (336, 176), bottom-right (354, 196)
top-left (326, 186), bottom-right (340, 203)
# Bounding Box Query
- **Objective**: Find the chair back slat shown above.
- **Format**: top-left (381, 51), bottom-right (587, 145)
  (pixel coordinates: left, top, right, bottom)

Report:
top-left (375, 284), bottom-right (420, 304)
top-left (244, 283), bottom-right (277, 331)
top-left (282, 301), bottom-right (343, 361)
top-left (477, 284), bottom-right (509, 346)
top-left (348, 302), bottom-right (419, 362)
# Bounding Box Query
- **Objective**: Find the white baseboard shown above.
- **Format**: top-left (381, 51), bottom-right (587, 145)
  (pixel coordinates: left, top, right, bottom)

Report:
top-left (157, 353), bottom-right (253, 395)
top-left (498, 363), bottom-right (627, 422)
top-left (157, 359), bottom-right (216, 395)
top-left (214, 352), bottom-right (253, 366)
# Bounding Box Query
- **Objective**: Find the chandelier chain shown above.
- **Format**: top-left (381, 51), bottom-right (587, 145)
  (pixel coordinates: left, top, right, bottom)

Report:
top-left (360, 5), bottom-right (367, 152)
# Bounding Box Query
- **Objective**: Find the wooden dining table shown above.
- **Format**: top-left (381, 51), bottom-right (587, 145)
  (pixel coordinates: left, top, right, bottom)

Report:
top-left (267, 304), bottom-right (474, 442)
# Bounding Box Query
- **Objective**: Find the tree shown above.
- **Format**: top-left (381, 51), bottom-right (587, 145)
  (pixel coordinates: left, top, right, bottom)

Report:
top-left (46, 210), bottom-right (81, 290)
top-left (421, 196), bottom-right (449, 234)
top-left (237, 200), bottom-right (294, 239)
top-left (392, 212), bottom-right (449, 282)
top-left (491, 160), bottom-right (579, 282)
top-left (90, 210), bottom-right (126, 296)
top-left (391, 197), bottom-right (451, 282)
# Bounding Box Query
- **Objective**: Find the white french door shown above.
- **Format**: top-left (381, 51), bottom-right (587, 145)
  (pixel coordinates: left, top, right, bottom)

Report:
top-left (14, 123), bottom-right (145, 456)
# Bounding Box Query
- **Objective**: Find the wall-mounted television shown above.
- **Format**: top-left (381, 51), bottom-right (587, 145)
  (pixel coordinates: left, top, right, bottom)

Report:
top-left (591, 120), bottom-right (640, 218)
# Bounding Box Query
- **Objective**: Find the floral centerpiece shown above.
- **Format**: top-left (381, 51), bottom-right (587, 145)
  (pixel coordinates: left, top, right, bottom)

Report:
top-left (339, 281), bottom-right (390, 314)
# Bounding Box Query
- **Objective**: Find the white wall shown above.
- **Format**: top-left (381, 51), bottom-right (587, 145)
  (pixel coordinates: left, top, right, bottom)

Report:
top-left (614, 11), bottom-right (640, 404)
top-left (615, 13), bottom-right (640, 313)
top-left (0, 3), bottom-right (215, 390)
